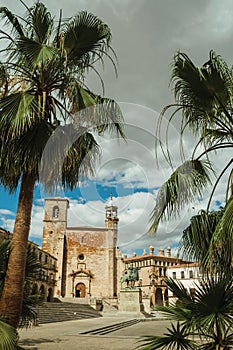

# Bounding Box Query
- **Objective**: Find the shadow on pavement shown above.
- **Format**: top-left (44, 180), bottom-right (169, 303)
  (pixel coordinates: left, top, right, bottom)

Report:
top-left (19, 337), bottom-right (62, 349)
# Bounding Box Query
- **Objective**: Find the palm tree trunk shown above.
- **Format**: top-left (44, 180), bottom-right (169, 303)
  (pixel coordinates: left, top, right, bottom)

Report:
top-left (0, 173), bottom-right (36, 328)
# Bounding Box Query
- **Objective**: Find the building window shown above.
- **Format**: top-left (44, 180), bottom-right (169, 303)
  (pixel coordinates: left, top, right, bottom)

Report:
top-left (181, 271), bottom-right (185, 279)
top-left (81, 236), bottom-right (84, 244)
top-left (172, 272), bottom-right (176, 279)
top-left (189, 270), bottom-right (194, 279)
top-left (53, 206), bottom-right (59, 218)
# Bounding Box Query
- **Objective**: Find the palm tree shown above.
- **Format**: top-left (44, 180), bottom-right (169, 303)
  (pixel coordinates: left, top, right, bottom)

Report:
top-left (0, 1), bottom-right (124, 328)
top-left (0, 239), bottom-right (43, 349)
top-left (139, 276), bottom-right (233, 350)
top-left (149, 51), bottom-right (233, 271)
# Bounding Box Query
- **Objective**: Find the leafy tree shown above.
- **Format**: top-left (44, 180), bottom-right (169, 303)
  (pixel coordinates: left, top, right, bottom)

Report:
top-left (0, 1), bottom-right (124, 329)
top-left (150, 51), bottom-right (233, 272)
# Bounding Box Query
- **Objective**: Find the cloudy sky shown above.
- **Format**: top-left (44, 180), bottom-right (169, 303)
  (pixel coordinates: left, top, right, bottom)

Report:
top-left (0, 0), bottom-right (232, 256)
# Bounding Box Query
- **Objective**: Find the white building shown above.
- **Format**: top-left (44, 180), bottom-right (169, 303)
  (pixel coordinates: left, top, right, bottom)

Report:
top-left (167, 262), bottom-right (201, 304)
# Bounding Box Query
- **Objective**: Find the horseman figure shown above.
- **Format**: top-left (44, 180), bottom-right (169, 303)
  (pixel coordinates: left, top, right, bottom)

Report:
top-left (120, 262), bottom-right (140, 289)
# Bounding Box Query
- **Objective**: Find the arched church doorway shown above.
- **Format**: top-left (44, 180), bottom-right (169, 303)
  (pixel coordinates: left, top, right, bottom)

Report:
top-left (155, 288), bottom-right (163, 305)
top-left (75, 283), bottom-right (86, 298)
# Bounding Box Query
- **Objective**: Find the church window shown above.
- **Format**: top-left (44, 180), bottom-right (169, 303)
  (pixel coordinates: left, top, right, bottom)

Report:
top-left (189, 270), bottom-right (194, 279)
top-left (81, 236), bottom-right (84, 244)
top-left (78, 253), bottom-right (85, 261)
top-left (53, 206), bottom-right (59, 218)
top-left (181, 271), bottom-right (185, 279)
top-left (172, 271), bottom-right (176, 279)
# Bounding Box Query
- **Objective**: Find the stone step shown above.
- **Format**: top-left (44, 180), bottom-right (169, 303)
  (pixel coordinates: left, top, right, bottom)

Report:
top-left (35, 302), bottom-right (101, 324)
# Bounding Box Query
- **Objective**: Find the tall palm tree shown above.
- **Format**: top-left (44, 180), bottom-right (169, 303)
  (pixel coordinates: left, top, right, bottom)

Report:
top-left (149, 51), bottom-right (233, 271)
top-left (0, 1), bottom-right (124, 328)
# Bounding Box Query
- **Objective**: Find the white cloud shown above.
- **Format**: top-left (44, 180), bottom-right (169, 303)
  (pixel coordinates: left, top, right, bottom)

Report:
top-left (1, 0), bottom-right (231, 258)
top-left (0, 209), bottom-right (15, 216)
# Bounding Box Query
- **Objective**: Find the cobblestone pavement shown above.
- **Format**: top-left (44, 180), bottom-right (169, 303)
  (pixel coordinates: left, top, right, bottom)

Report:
top-left (18, 317), bottom-right (171, 350)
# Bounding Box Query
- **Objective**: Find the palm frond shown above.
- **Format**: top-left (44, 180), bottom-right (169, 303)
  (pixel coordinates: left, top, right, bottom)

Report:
top-left (25, 2), bottom-right (53, 43)
top-left (138, 322), bottom-right (196, 350)
top-left (19, 295), bottom-right (38, 329)
top-left (0, 91), bottom-right (39, 138)
top-left (61, 11), bottom-right (112, 67)
top-left (180, 209), bottom-right (224, 266)
top-left (39, 124), bottom-right (100, 192)
top-left (0, 319), bottom-right (18, 350)
top-left (207, 196), bottom-right (233, 271)
top-left (149, 160), bottom-right (212, 233)
top-left (0, 240), bottom-right (10, 294)
top-left (0, 7), bottom-right (24, 37)
top-left (172, 51), bottom-right (233, 134)
top-left (193, 275), bottom-right (233, 336)
top-left (17, 37), bottom-right (58, 67)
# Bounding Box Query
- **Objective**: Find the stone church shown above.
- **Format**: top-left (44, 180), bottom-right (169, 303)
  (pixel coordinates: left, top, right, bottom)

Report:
top-left (42, 196), bottom-right (187, 307)
top-left (42, 197), bottom-right (122, 303)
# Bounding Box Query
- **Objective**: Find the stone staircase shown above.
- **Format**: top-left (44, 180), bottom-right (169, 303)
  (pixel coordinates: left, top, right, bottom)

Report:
top-left (35, 302), bottom-right (101, 324)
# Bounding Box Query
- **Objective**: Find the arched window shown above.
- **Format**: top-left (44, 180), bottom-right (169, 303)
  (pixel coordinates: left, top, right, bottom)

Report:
top-left (53, 206), bottom-right (59, 218)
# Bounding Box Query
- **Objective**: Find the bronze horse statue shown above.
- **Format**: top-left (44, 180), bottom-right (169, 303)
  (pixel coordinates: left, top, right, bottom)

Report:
top-left (120, 263), bottom-right (140, 288)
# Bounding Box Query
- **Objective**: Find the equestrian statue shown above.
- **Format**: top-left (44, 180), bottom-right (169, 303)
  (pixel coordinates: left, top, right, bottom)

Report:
top-left (120, 262), bottom-right (140, 289)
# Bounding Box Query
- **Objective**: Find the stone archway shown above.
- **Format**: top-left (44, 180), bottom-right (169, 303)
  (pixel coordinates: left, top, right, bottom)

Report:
top-left (39, 284), bottom-right (46, 300)
top-left (155, 288), bottom-right (163, 305)
top-left (75, 283), bottom-right (86, 298)
top-left (31, 283), bottom-right (39, 295)
top-left (47, 288), bottom-right (53, 302)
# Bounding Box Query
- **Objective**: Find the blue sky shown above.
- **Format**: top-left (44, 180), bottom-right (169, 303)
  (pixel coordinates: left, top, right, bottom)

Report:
top-left (0, 0), bottom-right (230, 256)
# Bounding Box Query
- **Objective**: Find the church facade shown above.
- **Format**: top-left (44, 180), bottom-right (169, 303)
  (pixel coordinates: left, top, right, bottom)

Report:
top-left (42, 197), bottom-right (122, 302)
top-left (41, 197), bottom-right (189, 308)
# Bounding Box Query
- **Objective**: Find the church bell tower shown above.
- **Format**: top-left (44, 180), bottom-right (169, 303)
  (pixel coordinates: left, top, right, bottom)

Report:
top-left (105, 194), bottom-right (119, 229)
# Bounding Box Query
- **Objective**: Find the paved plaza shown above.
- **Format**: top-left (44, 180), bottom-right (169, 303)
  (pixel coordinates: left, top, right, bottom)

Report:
top-left (18, 317), bottom-right (171, 350)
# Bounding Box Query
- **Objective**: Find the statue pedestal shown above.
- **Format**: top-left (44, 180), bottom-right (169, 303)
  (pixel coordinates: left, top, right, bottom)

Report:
top-left (118, 288), bottom-right (144, 316)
